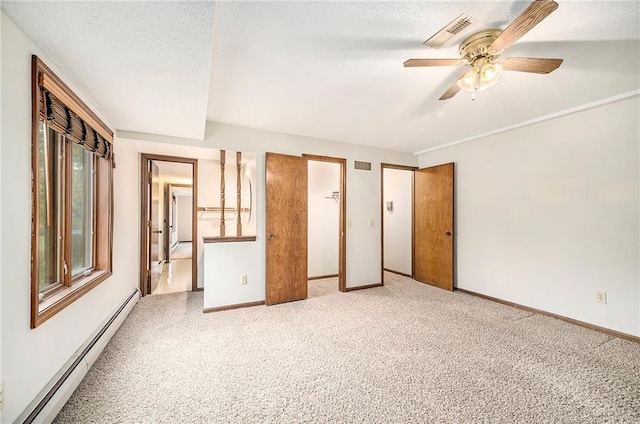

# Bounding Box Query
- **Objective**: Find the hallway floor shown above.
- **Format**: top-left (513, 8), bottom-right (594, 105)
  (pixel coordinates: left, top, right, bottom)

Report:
top-left (170, 241), bottom-right (192, 260)
top-left (152, 259), bottom-right (192, 295)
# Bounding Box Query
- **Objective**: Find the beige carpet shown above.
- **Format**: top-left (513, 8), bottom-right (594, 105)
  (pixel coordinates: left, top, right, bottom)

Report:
top-left (55, 273), bottom-right (640, 423)
top-left (308, 276), bottom-right (339, 298)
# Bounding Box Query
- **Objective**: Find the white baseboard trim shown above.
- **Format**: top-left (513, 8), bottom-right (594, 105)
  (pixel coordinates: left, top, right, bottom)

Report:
top-left (17, 288), bottom-right (140, 424)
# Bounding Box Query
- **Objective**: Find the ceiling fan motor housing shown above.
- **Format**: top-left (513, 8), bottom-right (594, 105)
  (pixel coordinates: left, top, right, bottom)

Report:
top-left (459, 29), bottom-right (503, 64)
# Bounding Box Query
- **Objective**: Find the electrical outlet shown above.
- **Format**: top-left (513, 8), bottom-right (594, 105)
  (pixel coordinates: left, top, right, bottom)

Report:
top-left (596, 291), bottom-right (607, 304)
top-left (0, 382), bottom-right (4, 411)
top-left (369, 219), bottom-right (375, 228)
top-left (240, 274), bottom-right (248, 285)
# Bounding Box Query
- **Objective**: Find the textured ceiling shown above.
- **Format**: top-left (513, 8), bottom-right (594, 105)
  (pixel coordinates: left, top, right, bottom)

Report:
top-left (2, 1), bottom-right (215, 140)
top-left (3, 1), bottom-right (639, 153)
top-left (155, 161), bottom-right (193, 184)
top-left (207, 1), bottom-right (640, 152)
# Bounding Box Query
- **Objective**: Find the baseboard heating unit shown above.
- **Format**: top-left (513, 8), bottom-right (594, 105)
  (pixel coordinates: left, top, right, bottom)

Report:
top-left (17, 288), bottom-right (140, 424)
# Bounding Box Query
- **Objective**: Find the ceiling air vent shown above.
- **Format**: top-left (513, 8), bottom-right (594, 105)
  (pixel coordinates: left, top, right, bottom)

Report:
top-left (354, 161), bottom-right (372, 171)
top-left (423, 14), bottom-right (477, 49)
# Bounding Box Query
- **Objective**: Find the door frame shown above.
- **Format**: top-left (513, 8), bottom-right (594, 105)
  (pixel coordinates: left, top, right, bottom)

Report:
top-left (140, 154), bottom-right (198, 296)
top-left (380, 163), bottom-right (418, 284)
top-left (303, 154), bottom-right (347, 292)
top-left (164, 183), bottom-right (193, 262)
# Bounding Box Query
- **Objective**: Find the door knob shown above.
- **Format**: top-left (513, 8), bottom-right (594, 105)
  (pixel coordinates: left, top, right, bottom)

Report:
top-left (445, 231), bottom-right (453, 236)
top-left (267, 232), bottom-right (276, 240)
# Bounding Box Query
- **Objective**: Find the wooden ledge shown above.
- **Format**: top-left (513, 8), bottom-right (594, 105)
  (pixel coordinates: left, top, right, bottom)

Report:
top-left (202, 236), bottom-right (257, 243)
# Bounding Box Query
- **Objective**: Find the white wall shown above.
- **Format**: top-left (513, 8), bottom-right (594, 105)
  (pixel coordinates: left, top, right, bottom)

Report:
top-left (1, 12), bottom-right (139, 421)
top-left (197, 158), bottom-right (219, 238)
top-left (418, 96), bottom-right (640, 337)
top-left (116, 140), bottom-right (214, 289)
top-left (0, 12), bottom-right (3, 423)
top-left (156, 164), bottom-right (193, 261)
top-left (110, 139), bottom-right (258, 290)
top-left (177, 195), bottom-right (192, 241)
top-left (156, 170), bottom-right (166, 262)
top-left (120, 123), bottom-right (417, 310)
top-left (308, 161), bottom-right (340, 278)
top-left (170, 189), bottom-right (179, 247)
top-left (203, 241), bottom-right (263, 308)
top-left (204, 122), bottom-right (417, 289)
top-left (383, 168), bottom-right (412, 275)
top-left (121, 121), bottom-right (418, 292)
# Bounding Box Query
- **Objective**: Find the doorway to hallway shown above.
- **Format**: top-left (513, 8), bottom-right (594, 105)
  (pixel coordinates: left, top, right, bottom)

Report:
top-left (140, 154), bottom-right (198, 296)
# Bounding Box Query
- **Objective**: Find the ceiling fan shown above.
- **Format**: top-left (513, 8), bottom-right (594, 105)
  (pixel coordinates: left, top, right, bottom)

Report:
top-left (404, 0), bottom-right (563, 100)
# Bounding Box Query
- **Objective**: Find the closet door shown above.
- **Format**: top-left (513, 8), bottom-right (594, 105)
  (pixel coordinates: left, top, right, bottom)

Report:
top-left (265, 152), bottom-right (308, 305)
top-left (414, 162), bottom-right (454, 291)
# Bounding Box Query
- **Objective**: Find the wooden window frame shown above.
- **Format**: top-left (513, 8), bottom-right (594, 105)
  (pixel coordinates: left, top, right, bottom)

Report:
top-left (31, 56), bottom-right (114, 328)
top-left (37, 131), bottom-right (99, 302)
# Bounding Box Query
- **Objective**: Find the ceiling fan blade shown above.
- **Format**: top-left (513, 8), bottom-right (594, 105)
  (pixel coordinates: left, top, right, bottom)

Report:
top-left (439, 74), bottom-right (465, 100)
top-left (404, 59), bottom-right (462, 67)
top-left (502, 57), bottom-right (563, 74)
top-left (490, 0), bottom-right (559, 52)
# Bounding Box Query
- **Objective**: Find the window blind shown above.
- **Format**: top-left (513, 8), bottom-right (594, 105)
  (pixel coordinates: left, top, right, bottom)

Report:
top-left (38, 88), bottom-right (112, 159)
top-left (36, 66), bottom-right (113, 160)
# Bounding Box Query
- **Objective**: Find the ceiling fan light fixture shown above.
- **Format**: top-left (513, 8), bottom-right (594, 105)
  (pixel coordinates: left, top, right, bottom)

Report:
top-left (457, 70), bottom-right (478, 92)
top-left (456, 60), bottom-right (503, 96)
top-left (480, 62), bottom-right (503, 84)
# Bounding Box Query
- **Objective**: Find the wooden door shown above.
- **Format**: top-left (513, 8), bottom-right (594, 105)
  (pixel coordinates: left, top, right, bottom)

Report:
top-left (149, 162), bottom-right (161, 293)
top-left (266, 152), bottom-right (308, 305)
top-left (414, 163), bottom-right (454, 291)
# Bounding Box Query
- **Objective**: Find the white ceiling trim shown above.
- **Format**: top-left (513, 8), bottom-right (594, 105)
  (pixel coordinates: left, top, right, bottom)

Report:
top-left (414, 89), bottom-right (640, 156)
top-left (117, 130), bottom-right (205, 146)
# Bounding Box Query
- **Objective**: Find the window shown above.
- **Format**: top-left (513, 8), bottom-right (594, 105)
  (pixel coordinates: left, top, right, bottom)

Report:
top-left (31, 56), bottom-right (114, 328)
